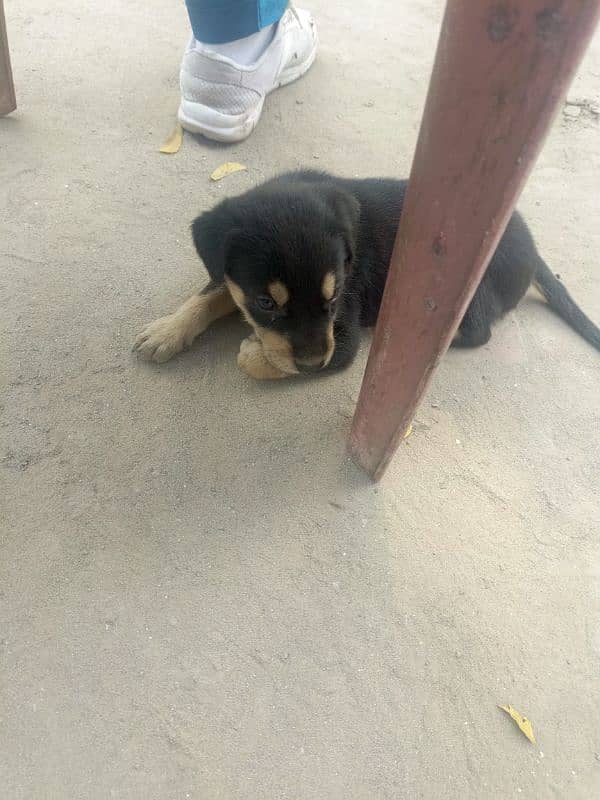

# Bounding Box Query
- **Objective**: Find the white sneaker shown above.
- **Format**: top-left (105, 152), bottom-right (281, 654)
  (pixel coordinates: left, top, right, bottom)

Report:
top-left (178, 7), bottom-right (318, 143)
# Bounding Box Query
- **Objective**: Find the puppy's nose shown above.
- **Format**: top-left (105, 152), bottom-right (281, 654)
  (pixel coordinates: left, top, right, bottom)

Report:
top-left (295, 358), bottom-right (325, 373)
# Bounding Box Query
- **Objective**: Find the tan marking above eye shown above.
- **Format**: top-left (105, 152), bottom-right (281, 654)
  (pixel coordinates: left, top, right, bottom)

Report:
top-left (268, 280), bottom-right (290, 307)
top-left (322, 272), bottom-right (336, 301)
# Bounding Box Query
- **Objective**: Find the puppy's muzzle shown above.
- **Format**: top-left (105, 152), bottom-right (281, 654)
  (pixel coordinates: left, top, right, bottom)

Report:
top-left (295, 358), bottom-right (327, 373)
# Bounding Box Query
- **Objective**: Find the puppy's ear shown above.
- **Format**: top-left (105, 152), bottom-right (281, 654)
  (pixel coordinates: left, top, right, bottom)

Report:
top-left (323, 187), bottom-right (360, 268)
top-left (191, 201), bottom-right (236, 282)
top-left (221, 229), bottom-right (253, 279)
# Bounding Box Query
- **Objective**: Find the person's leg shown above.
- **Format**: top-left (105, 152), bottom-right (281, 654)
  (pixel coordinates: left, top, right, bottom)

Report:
top-left (178, 2), bottom-right (318, 143)
top-left (185, 0), bottom-right (287, 45)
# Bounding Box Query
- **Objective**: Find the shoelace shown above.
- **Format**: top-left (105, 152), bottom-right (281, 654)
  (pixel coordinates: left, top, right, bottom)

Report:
top-left (289, 4), bottom-right (301, 26)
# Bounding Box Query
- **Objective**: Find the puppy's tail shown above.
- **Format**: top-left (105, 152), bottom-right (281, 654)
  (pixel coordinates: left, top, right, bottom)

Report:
top-left (533, 258), bottom-right (600, 351)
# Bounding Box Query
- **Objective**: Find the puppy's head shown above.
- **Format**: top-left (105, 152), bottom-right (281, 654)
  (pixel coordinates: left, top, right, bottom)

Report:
top-left (194, 181), bottom-right (360, 374)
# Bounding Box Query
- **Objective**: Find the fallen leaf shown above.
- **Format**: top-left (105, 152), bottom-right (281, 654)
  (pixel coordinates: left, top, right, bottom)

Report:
top-left (498, 705), bottom-right (536, 743)
top-left (210, 162), bottom-right (247, 181)
top-left (159, 123), bottom-right (183, 154)
top-left (403, 423), bottom-right (413, 440)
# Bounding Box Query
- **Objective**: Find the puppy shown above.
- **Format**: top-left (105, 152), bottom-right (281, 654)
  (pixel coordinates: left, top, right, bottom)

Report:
top-left (134, 170), bottom-right (600, 378)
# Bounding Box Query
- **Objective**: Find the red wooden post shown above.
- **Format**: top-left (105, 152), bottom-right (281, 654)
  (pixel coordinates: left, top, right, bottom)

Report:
top-left (349, 0), bottom-right (600, 480)
top-left (0, 0), bottom-right (16, 116)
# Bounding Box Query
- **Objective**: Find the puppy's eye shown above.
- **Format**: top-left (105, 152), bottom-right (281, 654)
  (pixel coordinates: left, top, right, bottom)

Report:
top-left (256, 295), bottom-right (275, 312)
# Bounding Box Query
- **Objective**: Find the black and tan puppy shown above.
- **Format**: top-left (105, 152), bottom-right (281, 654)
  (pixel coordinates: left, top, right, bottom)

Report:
top-left (134, 170), bottom-right (600, 377)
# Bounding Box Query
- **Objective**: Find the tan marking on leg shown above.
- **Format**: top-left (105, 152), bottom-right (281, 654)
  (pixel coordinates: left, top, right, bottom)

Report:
top-left (532, 278), bottom-right (549, 301)
top-left (268, 280), bottom-right (290, 307)
top-left (322, 272), bottom-right (336, 301)
top-left (238, 335), bottom-right (288, 380)
top-left (134, 284), bottom-right (236, 363)
top-left (324, 320), bottom-right (335, 365)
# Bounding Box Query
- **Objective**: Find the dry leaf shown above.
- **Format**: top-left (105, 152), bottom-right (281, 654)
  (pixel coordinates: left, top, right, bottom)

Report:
top-left (403, 423), bottom-right (413, 440)
top-left (210, 162), bottom-right (247, 181)
top-left (159, 123), bottom-right (183, 154)
top-left (498, 704), bottom-right (536, 743)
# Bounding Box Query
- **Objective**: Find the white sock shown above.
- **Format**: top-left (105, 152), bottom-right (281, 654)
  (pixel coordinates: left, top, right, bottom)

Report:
top-left (195, 23), bottom-right (277, 66)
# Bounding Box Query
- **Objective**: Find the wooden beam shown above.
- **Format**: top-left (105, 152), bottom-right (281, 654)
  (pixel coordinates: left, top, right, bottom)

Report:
top-left (349, 0), bottom-right (600, 480)
top-left (0, 0), bottom-right (16, 116)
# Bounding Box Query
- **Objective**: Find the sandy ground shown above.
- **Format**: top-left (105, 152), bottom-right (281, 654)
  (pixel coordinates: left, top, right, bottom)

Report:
top-left (1, 1), bottom-right (600, 798)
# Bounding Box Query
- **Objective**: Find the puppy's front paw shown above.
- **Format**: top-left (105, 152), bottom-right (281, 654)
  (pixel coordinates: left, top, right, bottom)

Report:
top-left (133, 315), bottom-right (189, 363)
top-left (237, 336), bottom-right (288, 380)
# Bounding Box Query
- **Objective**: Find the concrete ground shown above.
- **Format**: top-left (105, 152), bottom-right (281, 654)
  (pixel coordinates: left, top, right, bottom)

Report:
top-left (1, 1), bottom-right (600, 797)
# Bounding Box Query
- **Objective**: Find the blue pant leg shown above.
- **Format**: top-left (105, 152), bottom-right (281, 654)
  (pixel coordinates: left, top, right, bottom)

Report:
top-left (185, 0), bottom-right (288, 44)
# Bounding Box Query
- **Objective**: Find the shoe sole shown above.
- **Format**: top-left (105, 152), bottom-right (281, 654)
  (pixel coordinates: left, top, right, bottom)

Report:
top-left (178, 39), bottom-right (318, 144)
